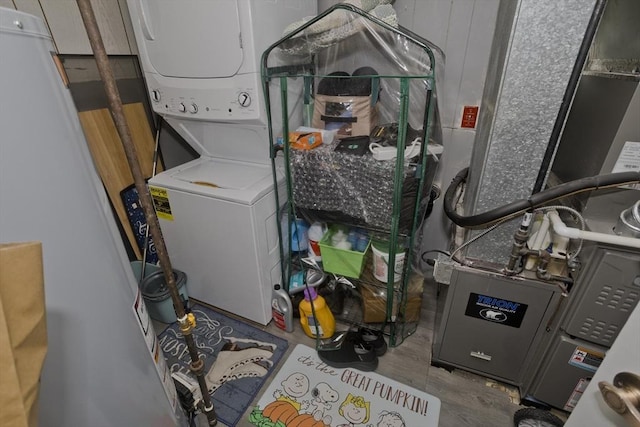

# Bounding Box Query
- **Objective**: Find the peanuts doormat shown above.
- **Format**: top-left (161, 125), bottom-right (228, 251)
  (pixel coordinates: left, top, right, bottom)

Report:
top-left (249, 344), bottom-right (440, 426)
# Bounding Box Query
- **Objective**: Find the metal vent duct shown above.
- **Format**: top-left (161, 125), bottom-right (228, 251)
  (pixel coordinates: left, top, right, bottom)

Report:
top-left (462, 0), bottom-right (602, 264)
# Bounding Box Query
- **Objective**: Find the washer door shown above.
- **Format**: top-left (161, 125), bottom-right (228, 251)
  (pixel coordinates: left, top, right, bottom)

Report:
top-left (173, 159), bottom-right (269, 189)
top-left (152, 157), bottom-right (275, 205)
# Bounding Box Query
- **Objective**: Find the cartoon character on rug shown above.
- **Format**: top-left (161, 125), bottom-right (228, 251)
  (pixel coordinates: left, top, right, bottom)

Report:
top-left (204, 337), bottom-right (277, 394)
top-left (309, 382), bottom-right (339, 425)
top-left (249, 372), bottom-right (333, 426)
top-left (273, 372), bottom-right (311, 411)
top-left (376, 411), bottom-right (405, 427)
top-left (337, 393), bottom-right (372, 427)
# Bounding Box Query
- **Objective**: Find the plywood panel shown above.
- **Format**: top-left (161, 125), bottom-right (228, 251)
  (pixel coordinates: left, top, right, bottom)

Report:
top-left (39, 0), bottom-right (130, 54)
top-left (78, 103), bottom-right (161, 259)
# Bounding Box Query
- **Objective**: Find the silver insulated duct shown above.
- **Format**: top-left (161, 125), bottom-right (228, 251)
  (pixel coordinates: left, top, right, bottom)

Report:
top-left (462, 0), bottom-right (603, 264)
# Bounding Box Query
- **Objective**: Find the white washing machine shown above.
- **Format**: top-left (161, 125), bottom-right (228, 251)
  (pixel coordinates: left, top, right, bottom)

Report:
top-left (149, 156), bottom-right (283, 325)
top-left (126, 0), bottom-right (316, 323)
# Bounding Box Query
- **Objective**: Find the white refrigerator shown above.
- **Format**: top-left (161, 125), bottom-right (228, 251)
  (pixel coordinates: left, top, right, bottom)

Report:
top-left (0, 8), bottom-right (187, 427)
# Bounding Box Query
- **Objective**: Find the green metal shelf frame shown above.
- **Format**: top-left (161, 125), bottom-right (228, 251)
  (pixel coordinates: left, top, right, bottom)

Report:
top-left (261, 3), bottom-right (440, 346)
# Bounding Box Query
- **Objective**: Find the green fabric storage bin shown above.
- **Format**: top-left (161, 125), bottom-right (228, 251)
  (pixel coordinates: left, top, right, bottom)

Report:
top-left (318, 227), bottom-right (370, 279)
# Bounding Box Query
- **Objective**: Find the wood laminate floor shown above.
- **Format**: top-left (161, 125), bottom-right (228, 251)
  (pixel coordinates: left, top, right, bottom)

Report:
top-left (215, 277), bottom-right (527, 427)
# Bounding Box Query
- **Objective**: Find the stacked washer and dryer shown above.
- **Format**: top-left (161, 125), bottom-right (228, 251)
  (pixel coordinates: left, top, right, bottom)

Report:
top-left (126, 0), bottom-right (316, 324)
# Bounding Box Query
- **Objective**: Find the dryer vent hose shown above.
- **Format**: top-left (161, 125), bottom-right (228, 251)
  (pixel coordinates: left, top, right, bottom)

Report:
top-left (444, 168), bottom-right (640, 229)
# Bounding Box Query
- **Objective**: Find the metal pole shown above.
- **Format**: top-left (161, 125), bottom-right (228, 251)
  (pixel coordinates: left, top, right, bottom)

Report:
top-left (75, 1), bottom-right (217, 424)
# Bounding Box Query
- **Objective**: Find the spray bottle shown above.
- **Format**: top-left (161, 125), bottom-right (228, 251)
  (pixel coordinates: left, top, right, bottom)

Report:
top-left (272, 284), bottom-right (294, 332)
top-left (299, 287), bottom-right (335, 339)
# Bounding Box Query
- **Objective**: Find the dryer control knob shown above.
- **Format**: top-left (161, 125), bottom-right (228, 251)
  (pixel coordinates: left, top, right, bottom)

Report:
top-left (177, 103), bottom-right (186, 113)
top-left (188, 103), bottom-right (198, 114)
top-left (151, 90), bottom-right (161, 102)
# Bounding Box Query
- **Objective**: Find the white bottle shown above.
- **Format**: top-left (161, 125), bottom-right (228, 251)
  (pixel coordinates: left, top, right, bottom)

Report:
top-left (307, 222), bottom-right (327, 261)
top-left (272, 284), bottom-right (294, 332)
top-left (331, 228), bottom-right (347, 246)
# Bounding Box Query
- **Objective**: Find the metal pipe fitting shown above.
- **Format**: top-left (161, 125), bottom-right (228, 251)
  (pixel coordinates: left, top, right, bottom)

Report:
top-left (505, 213), bottom-right (533, 274)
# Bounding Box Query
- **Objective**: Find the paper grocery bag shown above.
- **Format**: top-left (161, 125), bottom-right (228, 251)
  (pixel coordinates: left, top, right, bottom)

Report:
top-left (0, 242), bottom-right (47, 427)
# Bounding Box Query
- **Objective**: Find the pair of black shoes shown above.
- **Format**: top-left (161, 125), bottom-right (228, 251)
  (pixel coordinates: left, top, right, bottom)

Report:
top-left (316, 327), bottom-right (387, 372)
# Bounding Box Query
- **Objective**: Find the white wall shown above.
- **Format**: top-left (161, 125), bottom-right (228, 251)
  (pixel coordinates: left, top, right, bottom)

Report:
top-left (395, 0), bottom-right (500, 260)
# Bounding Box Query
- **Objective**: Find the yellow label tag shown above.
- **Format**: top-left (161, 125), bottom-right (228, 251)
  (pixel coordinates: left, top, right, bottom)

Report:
top-left (149, 186), bottom-right (173, 221)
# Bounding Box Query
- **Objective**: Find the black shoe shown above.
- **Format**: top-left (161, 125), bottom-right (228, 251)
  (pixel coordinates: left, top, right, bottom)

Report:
top-left (350, 66), bottom-right (379, 96)
top-left (358, 327), bottom-right (387, 356)
top-left (317, 334), bottom-right (378, 372)
top-left (317, 71), bottom-right (351, 96)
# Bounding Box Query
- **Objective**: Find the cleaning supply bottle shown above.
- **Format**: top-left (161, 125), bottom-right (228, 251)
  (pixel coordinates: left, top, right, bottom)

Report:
top-left (307, 221), bottom-right (327, 261)
top-left (272, 284), bottom-right (294, 332)
top-left (331, 228), bottom-right (347, 246)
top-left (299, 287), bottom-right (335, 339)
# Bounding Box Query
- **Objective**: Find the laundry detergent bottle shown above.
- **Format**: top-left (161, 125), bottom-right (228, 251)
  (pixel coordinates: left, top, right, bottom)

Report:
top-left (299, 287), bottom-right (335, 339)
top-left (272, 284), bottom-right (294, 332)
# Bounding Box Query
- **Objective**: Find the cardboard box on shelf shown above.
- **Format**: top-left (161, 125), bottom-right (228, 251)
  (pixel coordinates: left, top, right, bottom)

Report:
top-left (288, 131), bottom-right (323, 150)
top-left (359, 262), bottom-right (424, 323)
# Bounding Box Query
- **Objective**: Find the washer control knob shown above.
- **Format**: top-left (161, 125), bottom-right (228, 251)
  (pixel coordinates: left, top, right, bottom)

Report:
top-left (188, 103), bottom-right (198, 114)
top-left (238, 92), bottom-right (251, 107)
top-left (150, 90), bottom-right (161, 102)
top-left (177, 102), bottom-right (186, 113)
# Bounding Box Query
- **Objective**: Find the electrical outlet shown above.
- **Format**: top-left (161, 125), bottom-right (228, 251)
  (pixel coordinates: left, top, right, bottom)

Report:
top-left (461, 105), bottom-right (479, 128)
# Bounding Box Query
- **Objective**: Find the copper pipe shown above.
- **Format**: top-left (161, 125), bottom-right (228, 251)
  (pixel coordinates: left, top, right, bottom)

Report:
top-left (75, 0), bottom-right (217, 424)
